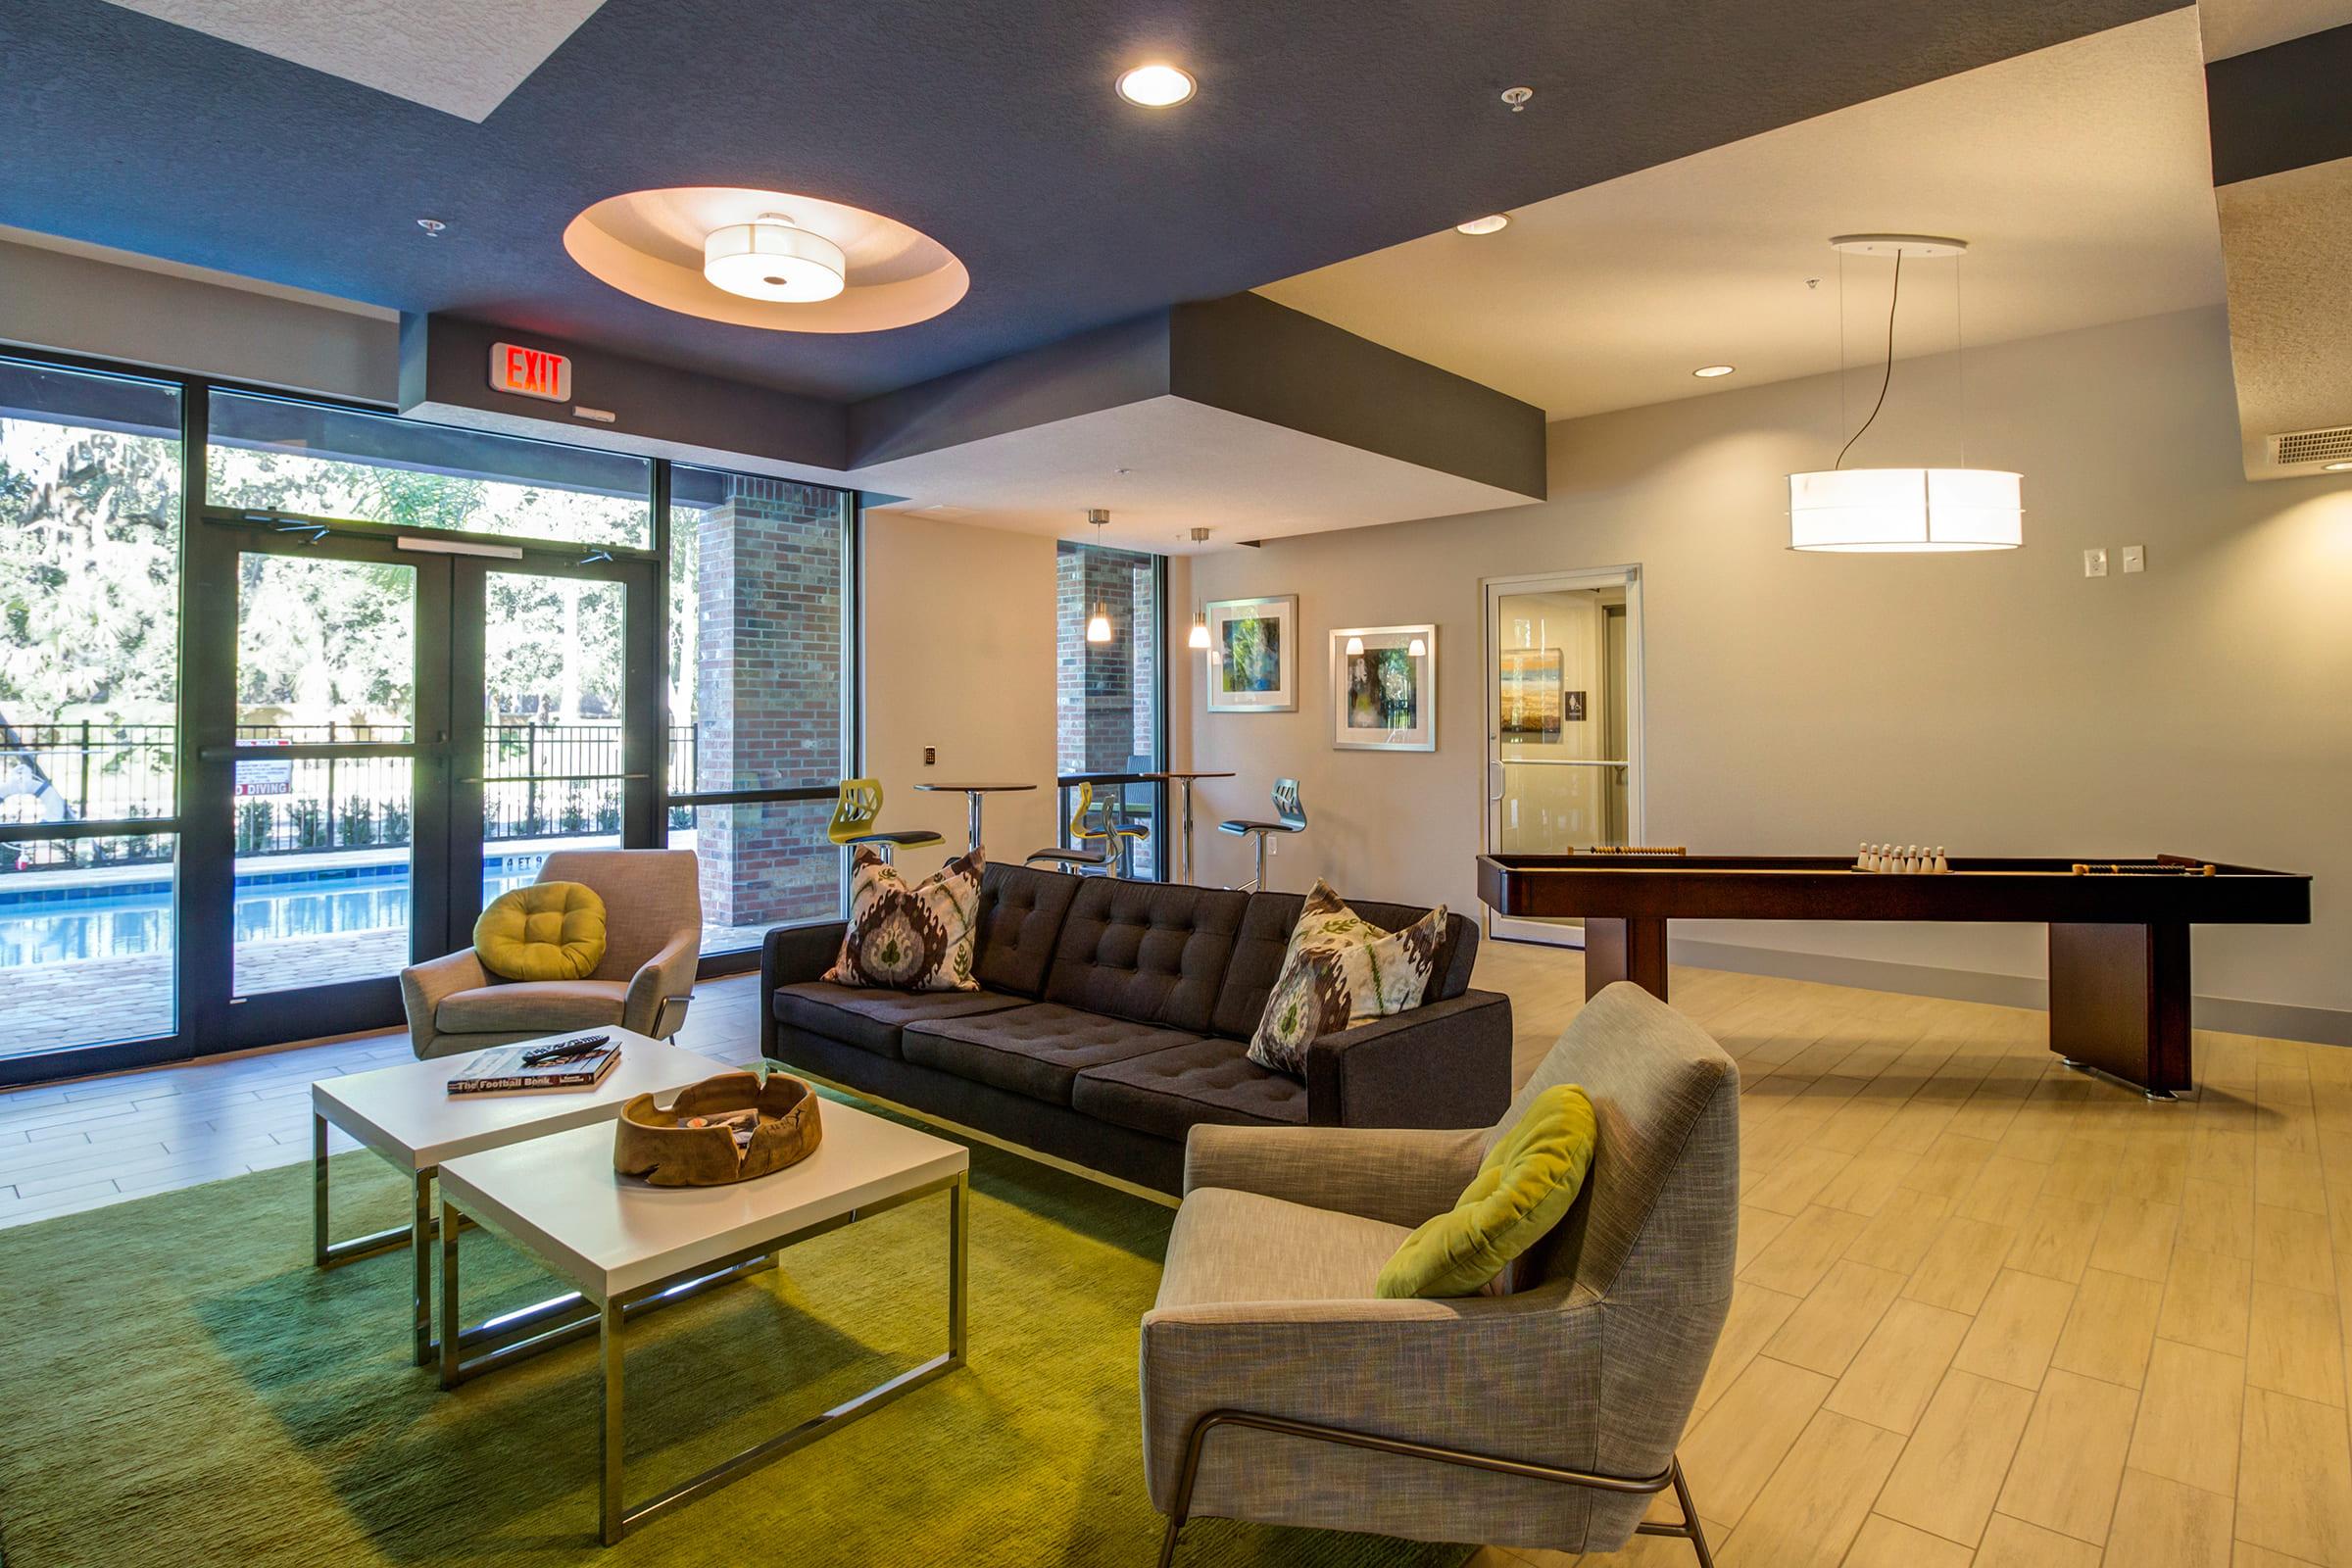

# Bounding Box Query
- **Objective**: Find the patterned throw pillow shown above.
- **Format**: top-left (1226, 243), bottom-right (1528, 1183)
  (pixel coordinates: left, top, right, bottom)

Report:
top-left (823, 846), bottom-right (984, 993)
top-left (1247, 879), bottom-right (1446, 1077)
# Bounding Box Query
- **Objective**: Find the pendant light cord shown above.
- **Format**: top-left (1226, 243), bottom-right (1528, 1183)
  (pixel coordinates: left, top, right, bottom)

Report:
top-left (1835, 250), bottom-right (1903, 469)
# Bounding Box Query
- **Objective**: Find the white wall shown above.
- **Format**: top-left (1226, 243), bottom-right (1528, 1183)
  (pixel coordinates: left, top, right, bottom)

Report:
top-left (861, 510), bottom-right (1060, 880)
top-left (1183, 307), bottom-right (2352, 1039)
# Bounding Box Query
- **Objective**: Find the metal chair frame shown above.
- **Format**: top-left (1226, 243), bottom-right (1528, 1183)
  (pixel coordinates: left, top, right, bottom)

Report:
top-left (1026, 780), bottom-right (1150, 877)
top-left (1218, 777), bottom-right (1307, 893)
top-left (826, 777), bottom-right (943, 864)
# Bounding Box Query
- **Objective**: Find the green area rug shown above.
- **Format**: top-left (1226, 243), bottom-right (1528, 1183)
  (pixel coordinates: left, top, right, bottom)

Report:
top-left (0, 1106), bottom-right (1474, 1567)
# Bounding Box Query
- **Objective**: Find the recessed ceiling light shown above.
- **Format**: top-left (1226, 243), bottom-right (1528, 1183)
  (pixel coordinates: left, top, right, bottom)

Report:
top-left (2326, 461), bottom-right (2352, 471)
top-left (1692, 364), bottom-right (1736, 378)
top-left (1117, 64), bottom-right (1196, 107)
top-left (1456, 214), bottom-right (1510, 236)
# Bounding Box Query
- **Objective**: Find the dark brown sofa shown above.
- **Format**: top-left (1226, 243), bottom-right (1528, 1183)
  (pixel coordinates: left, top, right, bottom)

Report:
top-left (760, 864), bottom-right (1513, 1193)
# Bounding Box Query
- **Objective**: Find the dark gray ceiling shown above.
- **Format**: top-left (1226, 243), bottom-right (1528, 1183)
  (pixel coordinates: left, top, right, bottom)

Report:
top-left (0, 0), bottom-right (2177, 402)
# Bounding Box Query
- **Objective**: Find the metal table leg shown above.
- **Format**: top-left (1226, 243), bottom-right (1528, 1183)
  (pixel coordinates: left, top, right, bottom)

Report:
top-left (494, 1170), bottom-right (973, 1545)
top-left (963, 790), bottom-right (985, 853)
top-left (1177, 779), bottom-right (1198, 884)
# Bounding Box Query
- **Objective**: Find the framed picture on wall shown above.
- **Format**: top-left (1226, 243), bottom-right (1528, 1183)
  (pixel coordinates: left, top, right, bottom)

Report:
top-left (1497, 649), bottom-right (1564, 742)
top-left (1204, 595), bottom-right (1298, 712)
top-left (1330, 624), bottom-right (1436, 752)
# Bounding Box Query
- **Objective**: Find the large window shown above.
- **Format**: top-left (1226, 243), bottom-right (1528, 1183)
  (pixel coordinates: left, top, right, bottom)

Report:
top-left (1054, 540), bottom-right (1165, 877)
top-left (667, 466), bottom-right (853, 953)
top-left (0, 350), bottom-right (858, 1082)
top-left (0, 357), bottom-right (184, 1057)
top-left (208, 391), bottom-right (653, 548)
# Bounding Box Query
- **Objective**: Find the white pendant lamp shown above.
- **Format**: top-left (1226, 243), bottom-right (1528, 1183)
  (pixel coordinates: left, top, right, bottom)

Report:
top-left (1188, 612), bottom-right (1210, 650)
top-left (1084, 509), bottom-right (1114, 643)
top-left (1788, 235), bottom-right (2021, 553)
top-left (703, 214), bottom-right (846, 303)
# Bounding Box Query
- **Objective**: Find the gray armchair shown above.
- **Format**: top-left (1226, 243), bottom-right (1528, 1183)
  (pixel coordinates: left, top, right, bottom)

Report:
top-left (400, 849), bottom-right (703, 1060)
top-left (1139, 981), bottom-right (1739, 1565)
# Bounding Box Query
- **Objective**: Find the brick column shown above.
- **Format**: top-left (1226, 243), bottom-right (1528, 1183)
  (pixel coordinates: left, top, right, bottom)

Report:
top-left (693, 477), bottom-right (843, 927)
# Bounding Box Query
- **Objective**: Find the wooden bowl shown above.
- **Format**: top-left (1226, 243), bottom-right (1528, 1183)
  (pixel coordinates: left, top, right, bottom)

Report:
top-left (612, 1071), bottom-right (822, 1187)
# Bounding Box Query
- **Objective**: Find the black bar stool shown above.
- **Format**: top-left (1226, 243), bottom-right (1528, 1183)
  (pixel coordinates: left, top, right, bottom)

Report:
top-left (1218, 778), bottom-right (1306, 892)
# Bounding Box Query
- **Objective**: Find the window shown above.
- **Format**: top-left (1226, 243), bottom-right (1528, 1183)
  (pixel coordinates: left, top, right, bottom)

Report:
top-left (1055, 540), bottom-right (1165, 877)
top-left (0, 357), bottom-right (184, 1056)
top-left (207, 390), bottom-right (653, 549)
top-left (666, 467), bottom-right (853, 952)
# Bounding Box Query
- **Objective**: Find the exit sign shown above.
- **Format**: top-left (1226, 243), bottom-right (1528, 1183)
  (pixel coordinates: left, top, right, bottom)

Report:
top-left (489, 342), bottom-right (571, 403)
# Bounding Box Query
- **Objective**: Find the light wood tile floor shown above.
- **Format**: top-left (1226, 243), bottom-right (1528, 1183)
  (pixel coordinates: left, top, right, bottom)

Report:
top-left (7, 942), bottom-right (2351, 1568)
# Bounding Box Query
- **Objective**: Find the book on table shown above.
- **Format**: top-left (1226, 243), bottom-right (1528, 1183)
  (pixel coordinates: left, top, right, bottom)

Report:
top-left (446, 1041), bottom-right (621, 1097)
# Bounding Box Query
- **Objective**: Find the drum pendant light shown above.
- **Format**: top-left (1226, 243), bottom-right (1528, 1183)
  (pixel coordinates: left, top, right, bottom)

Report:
top-left (1788, 236), bottom-right (2022, 553)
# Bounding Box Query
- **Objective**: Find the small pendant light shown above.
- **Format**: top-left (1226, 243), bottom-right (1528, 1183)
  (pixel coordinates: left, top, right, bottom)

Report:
top-left (1083, 509), bottom-right (1114, 643)
top-left (1188, 611), bottom-right (1210, 650)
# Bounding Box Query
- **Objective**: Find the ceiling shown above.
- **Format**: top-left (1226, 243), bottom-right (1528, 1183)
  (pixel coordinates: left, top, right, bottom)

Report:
top-left (860, 395), bottom-right (1536, 554)
top-left (0, 0), bottom-right (2172, 404)
top-left (1258, 10), bottom-right (2226, 422)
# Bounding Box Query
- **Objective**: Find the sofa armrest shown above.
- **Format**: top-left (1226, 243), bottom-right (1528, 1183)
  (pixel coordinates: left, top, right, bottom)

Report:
top-left (1183, 1123), bottom-right (1484, 1228)
top-left (760, 920), bottom-right (848, 1054)
top-left (622, 929), bottom-right (699, 1038)
top-left (1302, 989), bottom-right (1512, 1130)
top-left (400, 949), bottom-right (488, 1059)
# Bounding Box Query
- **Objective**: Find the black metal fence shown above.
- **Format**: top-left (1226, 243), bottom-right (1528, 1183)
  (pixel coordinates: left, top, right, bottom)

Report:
top-left (2, 720), bottom-right (699, 871)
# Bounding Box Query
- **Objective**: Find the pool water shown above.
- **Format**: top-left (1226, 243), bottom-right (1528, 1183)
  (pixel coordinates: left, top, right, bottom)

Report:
top-left (0, 857), bottom-right (542, 967)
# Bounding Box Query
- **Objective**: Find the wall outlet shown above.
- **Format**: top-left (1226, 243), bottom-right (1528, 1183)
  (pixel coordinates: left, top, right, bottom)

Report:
top-left (2120, 544), bottom-right (2145, 574)
top-left (2082, 548), bottom-right (2108, 578)
top-left (922, 746), bottom-right (936, 766)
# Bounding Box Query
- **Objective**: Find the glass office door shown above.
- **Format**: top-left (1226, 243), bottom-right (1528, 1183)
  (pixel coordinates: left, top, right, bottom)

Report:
top-left (1483, 566), bottom-right (1645, 948)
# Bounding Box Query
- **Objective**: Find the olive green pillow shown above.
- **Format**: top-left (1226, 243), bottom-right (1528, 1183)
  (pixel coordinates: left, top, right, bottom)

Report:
top-left (1375, 1084), bottom-right (1596, 1299)
top-left (474, 880), bottom-right (609, 981)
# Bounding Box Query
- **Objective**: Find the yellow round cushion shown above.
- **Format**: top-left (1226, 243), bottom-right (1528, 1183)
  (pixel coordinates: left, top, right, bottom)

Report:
top-left (1376, 1084), bottom-right (1596, 1299)
top-left (473, 881), bottom-right (609, 982)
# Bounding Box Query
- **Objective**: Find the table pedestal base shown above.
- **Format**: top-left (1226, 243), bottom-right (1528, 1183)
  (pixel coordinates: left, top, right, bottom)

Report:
top-left (1584, 916), bottom-right (1672, 1003)
top-left (2049, 921), bottom-right (2191, 1100)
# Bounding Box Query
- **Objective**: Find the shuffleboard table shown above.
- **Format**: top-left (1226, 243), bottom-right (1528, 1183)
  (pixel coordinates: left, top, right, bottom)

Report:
top-left (1476, 852), bottom-right (2311, 1099)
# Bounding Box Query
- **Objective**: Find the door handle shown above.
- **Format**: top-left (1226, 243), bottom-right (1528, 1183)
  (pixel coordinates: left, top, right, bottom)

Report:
top-left (1489, 760), bottom-right (1505, 802)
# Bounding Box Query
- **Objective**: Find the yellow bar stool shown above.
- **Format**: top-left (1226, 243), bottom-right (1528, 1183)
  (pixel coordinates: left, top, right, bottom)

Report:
top-left (827, 778), bottom-right (945, 864)
top-left (1025, 781), bottom-right (1149, 877)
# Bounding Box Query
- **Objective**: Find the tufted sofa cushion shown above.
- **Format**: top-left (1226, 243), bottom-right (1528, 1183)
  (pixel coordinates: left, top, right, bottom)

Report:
top-left (1044, 879), bottom-right (1250, 1033)
top-left (1211, 892), bottom-right (1479, 1041)
top-left (1071, 1037), bottom-right (1307, 1141)
top-left (972, 863), bottom-right (1083, 997)
top-left (773, 981), bottom-right (1029, 1059)
top-left (903, 1004), bottom-right (1204, 1106)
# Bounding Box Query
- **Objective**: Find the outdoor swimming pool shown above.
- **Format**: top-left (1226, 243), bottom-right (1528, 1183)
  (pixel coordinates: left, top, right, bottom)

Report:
top-left (0, 855), bottom-right (543, 968)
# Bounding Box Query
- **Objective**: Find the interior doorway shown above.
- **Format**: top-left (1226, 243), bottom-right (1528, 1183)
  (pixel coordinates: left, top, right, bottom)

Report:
top-left (1482, 565), bottom-right (1645, 948)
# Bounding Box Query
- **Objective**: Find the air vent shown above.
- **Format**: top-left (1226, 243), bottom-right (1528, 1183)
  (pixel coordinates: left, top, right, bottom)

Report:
top-left (2272, 426), bottom-right (2352, 466)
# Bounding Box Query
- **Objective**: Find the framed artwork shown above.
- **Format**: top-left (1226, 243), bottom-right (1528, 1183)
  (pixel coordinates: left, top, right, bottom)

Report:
top-left (1330, 624), bottom-right (1437, 752)
top-left (1497, 649), bottom-right (1564, 742)
top-left (1205, 595), bottom-right (1298, 712)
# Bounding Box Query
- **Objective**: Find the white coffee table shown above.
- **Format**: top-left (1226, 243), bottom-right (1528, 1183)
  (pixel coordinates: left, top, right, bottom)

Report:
top-left (435, 1100), bottom-right (969, 1546)
top-left (311, 1029), bottom-right (728, 1365)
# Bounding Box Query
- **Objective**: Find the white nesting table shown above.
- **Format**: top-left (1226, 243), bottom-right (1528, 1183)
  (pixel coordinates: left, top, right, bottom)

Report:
top-left (435, 1101), bottom-right (969, 1545)
top-left (310, 1030), bottom-right (727, 1365)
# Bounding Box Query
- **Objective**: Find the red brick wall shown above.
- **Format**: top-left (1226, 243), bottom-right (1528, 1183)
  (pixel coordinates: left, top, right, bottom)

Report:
top-left (689, 477), bottom-right (846, 927)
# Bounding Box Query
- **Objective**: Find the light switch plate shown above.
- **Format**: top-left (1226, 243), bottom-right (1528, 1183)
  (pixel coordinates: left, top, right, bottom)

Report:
top-left (2120, 545), bottom-right (2145, 574)
top-left (2083, 548), bottom-right (2108, 578)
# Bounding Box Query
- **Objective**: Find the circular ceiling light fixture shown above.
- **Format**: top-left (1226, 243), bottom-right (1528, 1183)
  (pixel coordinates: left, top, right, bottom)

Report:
top-left (565, 187), bottom-right (967, 331)
top-left (1692, 364), bottom-right (1736, 378)
top-left (1788, 235), bottom-right (2023, 553)
top-left (1116, 64), bottom-right (1196, 107)
top-left (703, 213), bottom-right (847, 303)
top-left (1456, 214), bottom-right (1510, 236)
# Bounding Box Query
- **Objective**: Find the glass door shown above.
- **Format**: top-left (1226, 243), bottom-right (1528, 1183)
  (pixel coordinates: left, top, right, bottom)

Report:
top-left (1483, 566), bottom-right (1645, 948)
top-left (190, 526), bottom-right (454, 1050)
top-left (448, 556), bottom-right (659, 939)
top-left (186, 526), bottom-right (659, 1052)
